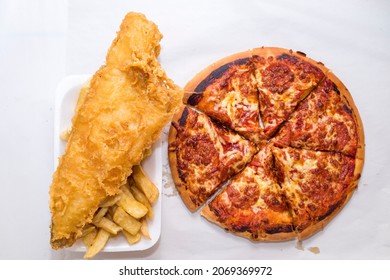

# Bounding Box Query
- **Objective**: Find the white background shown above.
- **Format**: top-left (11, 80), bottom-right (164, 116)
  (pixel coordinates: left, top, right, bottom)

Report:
top-left (0, 0), bottom-right (389, 260)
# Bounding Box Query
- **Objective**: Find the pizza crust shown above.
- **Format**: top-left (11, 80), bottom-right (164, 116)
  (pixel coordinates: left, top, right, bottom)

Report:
top-left (168, 105), bottom-right (200, 212)
top-left (184, 47), bottom-right (331, 102)
top-left (297, 187), bottom-right (357, 240)
top-left (251, 47), bottom-right (331, 77)
top-left (183, 49), bottom-right (253, 101)
top-left (201, 205), bottom-right (297, 242)
top-left (324, 70), bottom-right (365, 194)
top-left (202, 183), bottom-right (359, 242)
top-left (326, 70), bottom-right (365, 162)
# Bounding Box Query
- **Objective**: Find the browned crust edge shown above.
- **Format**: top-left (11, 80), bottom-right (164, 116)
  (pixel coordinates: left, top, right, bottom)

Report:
top-left (201, 186), bottom-right (359, 242)
top-left (323, 71), bottom-right (365, 199)
top-left (326, 71), bottom-right (365, 162)
top-left (251, 47), bottom-right (332, 77)
top-left (183, 49), bottom-right (253, 101)
top-left (201, 204), bottom-right (297, 242)
top-left (200, 178), bottom-right (360, 242)
top-left (184, 47), bottom-right (332, 103)
top-left (168, 105), bottom-right (200, 212)
top-left (297, 184), bottom-right (358, 240)
top-left (292, 59), bottom-right (364, 241)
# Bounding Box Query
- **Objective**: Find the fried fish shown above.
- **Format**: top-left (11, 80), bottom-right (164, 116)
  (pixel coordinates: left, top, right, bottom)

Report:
top-left (49, 12), bottom-right (183, 249)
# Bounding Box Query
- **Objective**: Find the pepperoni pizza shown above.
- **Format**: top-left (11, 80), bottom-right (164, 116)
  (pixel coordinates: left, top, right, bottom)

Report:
top-left (168, 47), bottom-right (364, 241)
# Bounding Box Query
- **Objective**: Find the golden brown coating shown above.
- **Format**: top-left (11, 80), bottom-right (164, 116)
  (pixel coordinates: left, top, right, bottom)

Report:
top-left (50, 12), bottom-right (183, 249)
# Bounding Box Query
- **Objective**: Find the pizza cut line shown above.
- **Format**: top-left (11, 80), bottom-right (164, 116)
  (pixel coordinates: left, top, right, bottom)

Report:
top-left (272, 77), bottom-right (359, 157)
top-left (168, 106), bottom-right (257, 212)
top-left (185, 58), bottom-right (263, 143)
top-left (169, 47), bottom-right (364, 241)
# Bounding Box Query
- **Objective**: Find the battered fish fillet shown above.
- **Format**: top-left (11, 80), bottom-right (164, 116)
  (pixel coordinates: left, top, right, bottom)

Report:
top-left (49, 12), bottom-right (183, 249)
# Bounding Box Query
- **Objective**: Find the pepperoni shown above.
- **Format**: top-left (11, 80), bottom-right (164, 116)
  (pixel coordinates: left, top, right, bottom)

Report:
top-left (209, 201), bottom-right (230, 222)
top-left (262, 62), bottom-right (294, 94)
top-left (262, 190), bottom-right (289, 212)
top-left (227, 184), bottom-right (260, 209)
top-left (181, 134), bottom-right (217, 166)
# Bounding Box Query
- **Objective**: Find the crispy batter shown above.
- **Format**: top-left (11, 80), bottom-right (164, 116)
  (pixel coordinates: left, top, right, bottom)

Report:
top-left (49, 12), bottom-right (183, 249)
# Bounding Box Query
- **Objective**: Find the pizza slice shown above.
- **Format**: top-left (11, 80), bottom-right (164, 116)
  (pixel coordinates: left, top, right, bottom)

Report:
top-left (168, 106), bottom-right (257, 212)
top-left (252, 48), bottom-right (326, 138)
top-left (202, 144), bottom-right (295, 241)
top-left (272, 146), bottom-right (362, 239)
top-left (273, 78), bottom-right (361, 157)
top-left (185, 57), bottom-right (264, 143)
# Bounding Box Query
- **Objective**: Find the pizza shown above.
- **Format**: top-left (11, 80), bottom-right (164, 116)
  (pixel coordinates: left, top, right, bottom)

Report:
top-left (202, 144), bottom-right (296, 241)
top-left (168, 106), bottom-right (257, 211)
top-left (272, 146), bottom-right (362, 239)
top-left (252, 51), bottom-right (326, 138)
top-left (168, 47), bottom-right (364, 241)
top-left (185, 58), bottom-right (263, 143)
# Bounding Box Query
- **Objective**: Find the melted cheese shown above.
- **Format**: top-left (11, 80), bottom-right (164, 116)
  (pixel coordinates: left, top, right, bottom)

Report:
top-left (181, 110), bottom-right (255, 196)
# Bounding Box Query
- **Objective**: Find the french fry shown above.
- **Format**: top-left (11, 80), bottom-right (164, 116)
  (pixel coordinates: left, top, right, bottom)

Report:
top-left (132, 165), bottom-right (159, 203)
top-left (82, 227), bottom-right (97, 248)
top-left (117, 191), bottom-right (148, 219)
top-left (108, 204), bottom-right (118, 217)
top-left (81, 224), bottom-right (96, 237)
top-left (140, 218), bottom-right (151, 240)
top-left (113, 207), bottom-right (141, 235)
top-left (93, 217), bottom-right (122, 235)
top-left (84, 228), bottom-right (111, 259)
top-left (123, 231), bottom-right (142, 245)
top-left (129, 180), bottom-right (154, 219)
top-left (121, 183), bottom-right (135, 198)
top-left (99, 194), bottom-right (121, 208)
top-left (92, 207), bottom-right (109, 223)
top-left (80, 164), bottom-right (157, 258)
